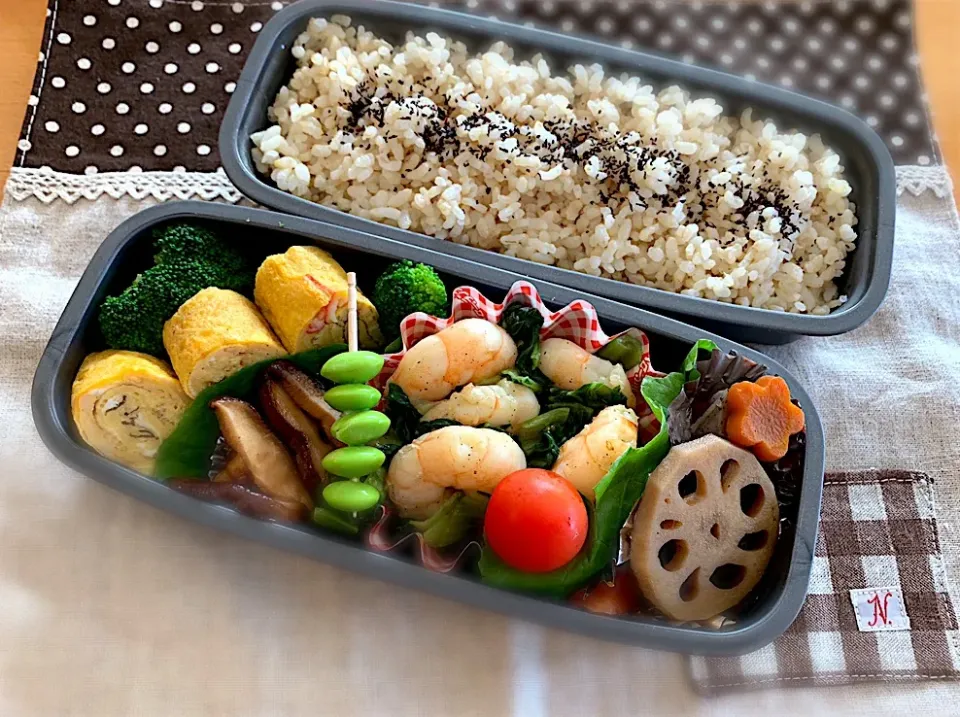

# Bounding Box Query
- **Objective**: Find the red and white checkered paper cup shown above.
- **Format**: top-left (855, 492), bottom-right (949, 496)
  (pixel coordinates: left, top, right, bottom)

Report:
top-left (371, 280), bottom-right (663, 433)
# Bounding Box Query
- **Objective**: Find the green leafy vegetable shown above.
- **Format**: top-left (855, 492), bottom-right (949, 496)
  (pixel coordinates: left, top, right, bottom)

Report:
top-left (683, 339), bottom-right (718, 375)
top-left (311, 468), bottom-right (386, 537)
top-left (499, 304), bottom-right (543, 374)
top-left (515, 408), bottom-right (572, 445)
top-left (595, 334), bottom-right (645, 370)
top-left (477, 339), bottom-right (717, 597)
top-left (498, 304), bottom-right (549, 390)
top-left (512, 382), bottom-right (627, 468)
top-left (473, 373), bottom-right (506, 386)
top-left (154, 345), bottom-right (346, 479)
top-left (667, 347), bottom-right (766, 445)
top-left (364, 467), bottom-right (386, 496)
top-left (636, 339), bottom-right (717, 436)
top-left (543, 382), bottom-right (626, 413)
top-left (383, 336), bottom-right (404, 354)
top-left (385, 384), bottom-right (511, 448)
top-left (417, 418), bottom-right (463, 434)
top-left (386, 383), bottom-right (425, 445)
top-left (373, 432), bottom-right (404, 461)
top-left (593, 341), bottom-right (715, 505)
top-left (514, 408), bottom-right (573, 468)
top-left (500, 369), bottom-right (544, 392)
top-left (410, 493), bottom-right (489, 548)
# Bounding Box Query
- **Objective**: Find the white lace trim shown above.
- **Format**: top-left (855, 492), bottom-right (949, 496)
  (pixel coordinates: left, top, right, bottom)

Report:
top-left (3, 164), bottom-right (954, 204)
top-left (895, 165), bottom-right (954, 199)
top-left (4, 167), bottom-right (243, 204)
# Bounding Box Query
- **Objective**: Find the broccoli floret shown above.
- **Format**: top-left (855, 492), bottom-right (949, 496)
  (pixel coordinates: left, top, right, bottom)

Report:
top-left (98, 223), bottom-right (258, 356)
top-left (372, 260), bottom-right (449, 340)
top-left (152, 223), bottom-right (257, 292)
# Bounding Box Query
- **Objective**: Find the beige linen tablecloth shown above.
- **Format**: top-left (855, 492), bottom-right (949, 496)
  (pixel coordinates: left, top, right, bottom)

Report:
top-left (1, 181), bottom-right (959, 715)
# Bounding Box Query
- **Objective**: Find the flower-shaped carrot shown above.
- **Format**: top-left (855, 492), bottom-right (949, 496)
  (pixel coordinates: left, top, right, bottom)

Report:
top-left (725, 376), bottom-right (805, 462)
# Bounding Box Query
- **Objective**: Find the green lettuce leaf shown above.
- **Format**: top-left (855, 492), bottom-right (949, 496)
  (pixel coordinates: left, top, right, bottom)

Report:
top-left (477, 339), bottom-right (717, 597)
top-left (154, 344), bottom-right (346, 480)
top-left (683, 338), bottom-right (718, 375)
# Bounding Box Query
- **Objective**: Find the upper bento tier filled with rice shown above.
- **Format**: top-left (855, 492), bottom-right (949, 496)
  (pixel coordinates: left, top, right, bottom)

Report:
top-left (252, 15), bottom-right (858, 315)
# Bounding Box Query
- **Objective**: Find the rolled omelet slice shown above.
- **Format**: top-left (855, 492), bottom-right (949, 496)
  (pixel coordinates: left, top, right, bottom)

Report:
top-left (71, 350), bottom-right (189, 474)
top-left (163, 287), bottom-right (286, 398)
top-left (254, 246), bottom-right (382, 352)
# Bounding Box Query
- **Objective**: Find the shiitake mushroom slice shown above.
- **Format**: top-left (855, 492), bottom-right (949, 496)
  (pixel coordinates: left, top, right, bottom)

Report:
top-left (259, 379), bottom-right (333, 495)
top-left (210, 397), bottom-right (313, 511)
top-left (170, 479), bottom-right (306, 522)
top-left (266, 361), bottom-right (342, 445)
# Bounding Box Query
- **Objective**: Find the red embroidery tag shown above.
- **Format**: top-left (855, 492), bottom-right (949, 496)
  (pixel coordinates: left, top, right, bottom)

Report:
top-left (849, 587), bottom-right (911, 632)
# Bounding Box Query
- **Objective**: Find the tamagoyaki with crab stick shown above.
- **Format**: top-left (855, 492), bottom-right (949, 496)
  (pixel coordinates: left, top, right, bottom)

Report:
top-left (254, 246), bottom-right (382, 353)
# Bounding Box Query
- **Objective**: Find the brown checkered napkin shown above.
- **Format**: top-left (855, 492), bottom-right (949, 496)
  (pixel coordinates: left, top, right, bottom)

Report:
top-left (689, 470), bottom-right (960, 693)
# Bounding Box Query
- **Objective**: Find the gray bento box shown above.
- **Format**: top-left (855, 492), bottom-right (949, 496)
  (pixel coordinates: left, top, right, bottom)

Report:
top-left (220, 0), bottom-right (896, 344)
top-left (33, 201), bottom-right (825, 656)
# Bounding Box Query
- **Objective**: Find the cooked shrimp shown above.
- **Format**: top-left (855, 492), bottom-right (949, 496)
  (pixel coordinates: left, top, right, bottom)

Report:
top-left (390, 319), bottom-right (517, 403)
top-left (387, 426), bottom-right (526, 519)
top-left (539, 338), bottom-right (634, 406)
top-left (420, 379), bottom-right (540, 429)
top-left (552, 405), bottom-right (639, 499)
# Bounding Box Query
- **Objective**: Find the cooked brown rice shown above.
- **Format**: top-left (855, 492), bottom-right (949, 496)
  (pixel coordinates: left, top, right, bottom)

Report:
top-left (252, 15), bottom-right (858, 314)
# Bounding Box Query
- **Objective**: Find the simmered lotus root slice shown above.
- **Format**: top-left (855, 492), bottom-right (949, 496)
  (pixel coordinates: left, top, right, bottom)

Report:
top-left (630, 435), bottom-right (778, 621)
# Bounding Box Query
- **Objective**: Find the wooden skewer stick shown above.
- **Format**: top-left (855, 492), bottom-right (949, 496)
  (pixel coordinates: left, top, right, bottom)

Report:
top-left (346, 271), bottom-right (359, 353)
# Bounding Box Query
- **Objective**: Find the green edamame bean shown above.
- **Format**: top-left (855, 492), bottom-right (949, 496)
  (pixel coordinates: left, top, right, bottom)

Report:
top-left (321, 446), bottom-right (385, 479)
top-left (324, 384), bottom-right (382, 412)
top-left (321, 351), bottom-right (384, 385)
top-left (331, 411), bottom-right (391, 446)
top-left (322, 480), bottom-right (381, 513)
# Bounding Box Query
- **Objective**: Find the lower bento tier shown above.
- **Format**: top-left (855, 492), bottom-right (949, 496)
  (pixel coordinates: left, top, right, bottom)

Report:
top-left (71, 218), bottom-right (809, 627)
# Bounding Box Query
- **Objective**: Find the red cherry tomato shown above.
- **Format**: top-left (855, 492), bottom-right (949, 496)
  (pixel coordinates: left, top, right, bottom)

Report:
top-left (570, 565), bottom-right (641, 616)
top-left (484, 469), bottom-right (588, 573)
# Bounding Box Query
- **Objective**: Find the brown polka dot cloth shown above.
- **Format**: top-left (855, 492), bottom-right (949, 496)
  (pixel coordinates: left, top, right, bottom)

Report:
top-left (689, 470), bottom-right (960, 693)
top-left (15, 0), bottom-right (937, 175)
